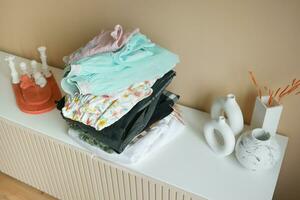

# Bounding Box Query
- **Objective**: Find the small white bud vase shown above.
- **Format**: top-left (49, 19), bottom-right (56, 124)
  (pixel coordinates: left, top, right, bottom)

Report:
top-left (235, 128), bottom-right (281, 170)
top-left (250, 96), bottom-right (283, 136)
top-left (204, 116), bottom-right (236, 157)
top-left (211, 94), bottom-right (244, 136)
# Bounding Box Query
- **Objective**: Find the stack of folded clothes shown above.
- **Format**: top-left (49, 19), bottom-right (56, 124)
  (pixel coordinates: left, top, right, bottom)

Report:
top-left (57, 25), bottom-right (184, 164)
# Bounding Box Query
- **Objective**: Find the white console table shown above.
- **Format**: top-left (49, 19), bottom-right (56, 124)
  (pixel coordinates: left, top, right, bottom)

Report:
top-left (0, 51), bottom-right (288, 200)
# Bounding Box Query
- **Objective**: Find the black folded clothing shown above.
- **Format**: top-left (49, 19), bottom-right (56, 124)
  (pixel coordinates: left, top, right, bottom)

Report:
top-left (57, 70), bottom-right (178, 153)
top-left (145, 90), bottom-right (179, 129)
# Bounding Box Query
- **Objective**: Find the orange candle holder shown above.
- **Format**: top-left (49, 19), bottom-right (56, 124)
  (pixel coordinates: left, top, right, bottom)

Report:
top-left (12, 74), bottom-right (62, 114)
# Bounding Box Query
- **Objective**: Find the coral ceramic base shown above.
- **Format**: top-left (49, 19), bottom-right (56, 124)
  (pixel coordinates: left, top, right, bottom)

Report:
top-left (12, 75), bottom-right (62, 114)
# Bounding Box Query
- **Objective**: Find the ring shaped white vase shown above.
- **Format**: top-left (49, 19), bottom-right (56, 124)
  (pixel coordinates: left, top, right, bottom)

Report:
top-left (211, 94), bottom-right (244, 136)
top-left (204, 116), bottom-right (235, 157)
top-left (235, 128), bottom-right (281, 170)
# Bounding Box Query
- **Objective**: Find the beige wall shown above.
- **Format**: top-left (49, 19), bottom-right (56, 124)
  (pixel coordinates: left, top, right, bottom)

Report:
top-left (0, 0), bottom-right (299, 199)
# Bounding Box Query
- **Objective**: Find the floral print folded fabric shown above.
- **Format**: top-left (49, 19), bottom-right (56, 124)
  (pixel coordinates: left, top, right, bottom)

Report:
top-left (62, 79), bottom-right (155, 131)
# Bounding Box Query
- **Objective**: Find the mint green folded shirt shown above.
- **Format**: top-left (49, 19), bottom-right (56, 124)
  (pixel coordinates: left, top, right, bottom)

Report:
top-left (61, 33), bottom-right (179, 96)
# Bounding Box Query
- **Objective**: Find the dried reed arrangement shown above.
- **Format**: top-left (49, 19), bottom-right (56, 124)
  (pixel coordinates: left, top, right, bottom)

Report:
top-left (248, 71), bottom-right (300, 107)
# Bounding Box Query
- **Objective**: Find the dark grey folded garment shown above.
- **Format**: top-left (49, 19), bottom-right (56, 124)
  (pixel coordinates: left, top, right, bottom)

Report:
top-left (57, 70), bottom-right (179, 153)
top-left (71, 90), bottom-right (179, 154)
top-left (144, 90), bottom-right (179, 129)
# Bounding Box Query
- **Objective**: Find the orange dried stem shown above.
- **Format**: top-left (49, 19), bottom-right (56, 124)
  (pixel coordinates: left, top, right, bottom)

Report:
top-left (279, 85), bottom-right (290, 97)
top-left (282, 82), bottom-right (300, 97)
top-left (278, 81), bottom-right (300, 102)
top-left (248, 71), bottom-right (258, 87)
top-left (248, 71), bottom-right (262, 99)
top-left (287, 84), bottom-right (300, 94)
top-left (274, 87), bottom-right (281, 98)
top-left (258, 88), bottom-right (262, 99)
top-left (248, 72), bottom-right (299, 104)
top-left (268, 90), bottom-right (274, 106)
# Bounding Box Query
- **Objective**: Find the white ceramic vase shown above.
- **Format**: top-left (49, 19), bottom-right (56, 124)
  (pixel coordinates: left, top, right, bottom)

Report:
top-left (211, 94), bottom-right (244, 136)
top-left (203, 116), bottom-right (235, 157)
top-left (235, 128), bottom-right (281, 170)
top-left (250, 96), bottom-right (283, 136)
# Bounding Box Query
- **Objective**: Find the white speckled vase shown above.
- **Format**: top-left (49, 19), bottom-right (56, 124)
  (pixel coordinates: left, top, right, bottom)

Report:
top-left (235, 128), bottom-right (281, 170)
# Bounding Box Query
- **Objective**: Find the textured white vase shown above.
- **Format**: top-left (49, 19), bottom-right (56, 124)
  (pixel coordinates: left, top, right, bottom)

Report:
top-left (203, 116), bottom-right (236, 157)
top-left (235, 128), bottom-right (281, 170)
top-left (250, 96), bottom-right (283, 136)
top-left (211, 94), bottom-right (244, 136)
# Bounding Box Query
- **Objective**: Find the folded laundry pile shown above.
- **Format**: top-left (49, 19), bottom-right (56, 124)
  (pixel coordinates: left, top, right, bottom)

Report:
top-left (57, 25), bottom-right (183, 164)
top-left (68, 112), bottom-right (184, 164)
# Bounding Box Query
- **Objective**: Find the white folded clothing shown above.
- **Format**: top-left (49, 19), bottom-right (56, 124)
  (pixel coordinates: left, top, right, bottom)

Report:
top-left (68, 113), bottom-right (184, 165)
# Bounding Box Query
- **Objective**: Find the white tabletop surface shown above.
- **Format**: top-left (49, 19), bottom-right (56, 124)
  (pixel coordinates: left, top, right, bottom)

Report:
top-left (0, 51), bottom-right (288, 200)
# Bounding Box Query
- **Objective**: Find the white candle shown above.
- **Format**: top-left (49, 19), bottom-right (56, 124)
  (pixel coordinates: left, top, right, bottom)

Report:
top-left (31, 60), bottom-right (38, 74)
top-left (5, 56), bottom-right (19, 84)
top-left (34, 71), bottom-right (47, 88)
top-left (20, 62), bottom-right (30, 76)
top-left (37, 46), bottom-right (51, 77)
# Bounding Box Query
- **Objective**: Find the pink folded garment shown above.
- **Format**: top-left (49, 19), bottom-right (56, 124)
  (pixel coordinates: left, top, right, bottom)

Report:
top-left (67, 25), bottom-right (139, 64)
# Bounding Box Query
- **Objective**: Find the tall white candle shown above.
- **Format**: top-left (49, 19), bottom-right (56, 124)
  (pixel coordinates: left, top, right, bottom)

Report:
top-left (5, 56), bottom-right (19, 84)
top-left (37, 46), bottom-right (51, 77)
